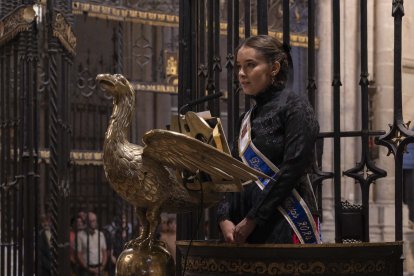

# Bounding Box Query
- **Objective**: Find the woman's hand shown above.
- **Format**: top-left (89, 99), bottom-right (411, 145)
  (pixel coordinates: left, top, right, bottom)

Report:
top-left (233, 217), bottom-right (256, 243)
top-left (219, 220), bottom-right (236, 243)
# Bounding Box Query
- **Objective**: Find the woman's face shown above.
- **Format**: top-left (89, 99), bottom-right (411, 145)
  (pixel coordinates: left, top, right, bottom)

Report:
top-left (236, 46), bottom-right (278, 96)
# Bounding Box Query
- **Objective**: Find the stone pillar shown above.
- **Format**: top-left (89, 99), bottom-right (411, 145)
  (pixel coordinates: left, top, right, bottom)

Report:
top-left (316, 0), bottom-right (335, 243)
top-left (341, 0), bottom-right (359, 203)
top-left (373, 0), bottom-right (395, 208)
top-left (317, 0), bottom-right (360, 243)
top-left (371, 0), bottom-right (398, 243)
top-left (371, 2), bottom-right (414, 259)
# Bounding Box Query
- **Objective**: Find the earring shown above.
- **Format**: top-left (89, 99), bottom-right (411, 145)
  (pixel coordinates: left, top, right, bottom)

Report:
top-left (271, 72), bottom-right (277, 85)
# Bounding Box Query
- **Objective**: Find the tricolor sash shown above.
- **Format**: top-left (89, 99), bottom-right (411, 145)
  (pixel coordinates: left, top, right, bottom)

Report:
top-left (239, 109), bottom-right (321, 244)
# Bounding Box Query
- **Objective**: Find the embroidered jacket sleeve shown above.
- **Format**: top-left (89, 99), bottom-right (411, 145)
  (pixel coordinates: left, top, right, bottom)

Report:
top-left (246, 95), bottom-right (319, 226)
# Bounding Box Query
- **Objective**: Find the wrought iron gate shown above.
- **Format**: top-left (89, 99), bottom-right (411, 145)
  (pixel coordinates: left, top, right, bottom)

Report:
top-left (1, 0), bottom-right (180, 275)
top-left (0, 3), bottom-right (39, 275)
top-left (176, 0), bottom-right (412, 255)
top-left (0, 0), bottom-right (74, 275)
top-left (176, 0), bottom-right (316, 245)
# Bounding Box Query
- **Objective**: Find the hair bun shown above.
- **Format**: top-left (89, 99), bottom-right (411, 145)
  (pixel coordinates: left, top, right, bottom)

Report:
top-left (282, 42), bottom-right (291, 53)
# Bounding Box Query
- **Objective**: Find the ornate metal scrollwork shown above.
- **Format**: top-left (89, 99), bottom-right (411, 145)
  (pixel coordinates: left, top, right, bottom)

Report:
top-left (165, 52), bottom-right (178, 85)
top-left (132, 35), bottom-right (152, 68)
top-left (376, 122), bottom-right (414, 159)
top-left (0, 5), bottom-right (36, 46)
top-left (341, 200), bottom-right (362, 211)
top-left (392, 0), bottom-right (405, 17)
top-left (343, 157), bottom-right (386, 188)
top-left (225, 53), bottom-right (234, 69)
top-left (183, 256), bottom-right (391, 275)
top-left (72, 1), bottom-right (179, 26)
top-left (77, 66), bottom-right (97, 97)
top-left (52, 13), bottom-right (76, 55)
top-left (311, 161), bottom-right (334, 190)
top-left (198, 64), bottom-right (208, 78)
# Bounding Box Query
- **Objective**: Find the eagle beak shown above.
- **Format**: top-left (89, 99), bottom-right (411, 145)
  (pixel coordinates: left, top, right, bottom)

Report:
top-left (96, 74), bottom-right (116, 91)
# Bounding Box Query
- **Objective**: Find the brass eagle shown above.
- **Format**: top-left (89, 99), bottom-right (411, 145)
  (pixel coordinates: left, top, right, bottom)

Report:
top-left (96, 74), bottom-right (266, 249)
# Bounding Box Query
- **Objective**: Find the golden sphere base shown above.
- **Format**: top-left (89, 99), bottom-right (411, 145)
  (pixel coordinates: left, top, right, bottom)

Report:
top-left (116, 244), bottom-right (175, 276)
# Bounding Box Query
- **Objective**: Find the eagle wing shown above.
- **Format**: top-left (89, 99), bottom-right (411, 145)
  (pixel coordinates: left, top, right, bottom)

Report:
top-left (142, 129), bottom-right (269, 182)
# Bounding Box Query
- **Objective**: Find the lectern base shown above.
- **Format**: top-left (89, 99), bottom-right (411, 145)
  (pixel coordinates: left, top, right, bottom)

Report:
top-left (177, 240), bottom-right (403, 276)
top-left (116, 243), bottom-right (175, 276)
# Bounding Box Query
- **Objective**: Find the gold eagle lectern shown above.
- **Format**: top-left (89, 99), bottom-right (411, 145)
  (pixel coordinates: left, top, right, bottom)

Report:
top-left (96, 74), bottom-right (266, 275)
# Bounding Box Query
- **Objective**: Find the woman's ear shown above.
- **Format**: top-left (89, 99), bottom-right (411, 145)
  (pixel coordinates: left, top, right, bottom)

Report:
top-left (271, 61), bottom-right (281, 77)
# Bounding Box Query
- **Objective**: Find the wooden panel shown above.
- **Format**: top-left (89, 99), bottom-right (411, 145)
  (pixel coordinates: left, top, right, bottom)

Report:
top-left (177, 241), bottom-right (403, 276)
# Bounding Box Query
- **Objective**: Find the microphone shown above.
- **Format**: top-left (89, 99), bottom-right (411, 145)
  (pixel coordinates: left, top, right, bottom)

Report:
top-left (179, 91), bottom-right (223, 114)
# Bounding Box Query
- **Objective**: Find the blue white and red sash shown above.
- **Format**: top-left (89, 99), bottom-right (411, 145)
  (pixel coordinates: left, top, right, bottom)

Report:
top-left (239, 109), bottom-right (321, 244)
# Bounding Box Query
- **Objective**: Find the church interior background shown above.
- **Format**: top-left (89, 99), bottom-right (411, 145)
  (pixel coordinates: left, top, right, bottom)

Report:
top-left (1, 0), bottom-right (414, 275)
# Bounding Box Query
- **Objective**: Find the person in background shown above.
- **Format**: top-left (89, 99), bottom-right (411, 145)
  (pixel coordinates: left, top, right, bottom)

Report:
top-left (70, 212), bottom-right (87, 275)
top-left (159, 213), bottom-right (177, 262)
top-left (109, 213), bottom-right (132, 274)
top-left (38, 213), bottom-right (52, 276)
top-left (76, 212), bottom-right (107, 275)
top-left (77, 211), bottom-right (87, 230)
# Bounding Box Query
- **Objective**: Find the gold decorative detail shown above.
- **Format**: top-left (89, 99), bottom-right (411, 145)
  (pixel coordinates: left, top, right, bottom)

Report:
top-left (53, 13), bottom-right (76, 55)
top-left (39, 149), bottom-right (103, 165)
top-left (71, 2), bottom-right (318, 48)
top-left (177, 240), bottom-right (403, 249)
top-left (96, 73), bottom-right (265, 252)
top-left (72, 2), bottom-right (179, 27)
top-left (0, 6), bottom-right (36, 46)
top-left (165, 51), bottom-right (178, 85)
top-left (166, 56), bottom-right (177, 76)
top-left (183, 256), bottom-right (391, 275)
top-left (116, 244), bottom-right (174, 276)
top-left (169, 111), bottom-right (241, 192)
top-left (131, 82), bottom-right (178, 94)
top-left (176, 241), bottom-right (402, 275)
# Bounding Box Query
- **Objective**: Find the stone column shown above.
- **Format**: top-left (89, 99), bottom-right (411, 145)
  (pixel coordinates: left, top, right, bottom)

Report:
top-left (372, 4), bottom-right (414, 263)
top-left (366, 0), bottom-right (383, 242)
top-left (341, 0), bottom-right (359, 203)
top-left (373, 0), bottom-right (395, 207)
top-left (316, 0), bottom-right (335, 243)
top-left (317, 0), bottom-right (360, 243)
top-left (371, 0), bottom-right (397, 243)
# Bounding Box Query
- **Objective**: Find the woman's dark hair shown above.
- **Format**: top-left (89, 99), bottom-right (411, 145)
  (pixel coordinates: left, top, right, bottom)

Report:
top-left (236, 35), bottom-right (289, 90)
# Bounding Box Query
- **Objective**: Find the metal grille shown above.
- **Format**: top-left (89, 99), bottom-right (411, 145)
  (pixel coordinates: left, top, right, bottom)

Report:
top-left (177, 0), bottom-right (319, 249)
top-left (0, 2), bottom-right (39, 275)
top-left (1, 0), bottom-right (179, 275)
top-left (176, 0), bottom-right (411, 253)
